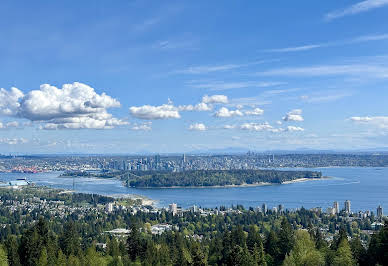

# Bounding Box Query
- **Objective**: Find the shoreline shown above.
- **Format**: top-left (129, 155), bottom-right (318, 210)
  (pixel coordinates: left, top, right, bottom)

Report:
top-left (130, 176), bottom-right (331, 189)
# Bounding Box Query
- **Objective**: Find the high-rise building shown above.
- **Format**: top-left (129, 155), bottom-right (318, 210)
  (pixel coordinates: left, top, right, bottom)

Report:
top-left (344, 200), bottom-right (351, 214)
top-left (377, 205), bottom-right (383, 218)
top-left (262, 203), bottom-right (267, 214)
top-left (333, 201), bottom-right (339, 214)
top-left (169, 203), bottom-right (178, 215)
top-left (278, 204), bottom-right (284, 213)
top-left (105, 203), bottom-right (114, 213)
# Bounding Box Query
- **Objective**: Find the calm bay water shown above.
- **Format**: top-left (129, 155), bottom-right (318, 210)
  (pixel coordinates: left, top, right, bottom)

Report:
top-left (0, 167), bottom-right (387, 212)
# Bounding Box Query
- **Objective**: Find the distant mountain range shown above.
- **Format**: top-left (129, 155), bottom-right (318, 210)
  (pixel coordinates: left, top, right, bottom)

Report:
top-left (3, 147), bottom-right (388, 157)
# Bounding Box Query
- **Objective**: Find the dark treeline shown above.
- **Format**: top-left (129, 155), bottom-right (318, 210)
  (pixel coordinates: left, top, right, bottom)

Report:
top-left (1, 216), bottom-right (387, 265)
top-left (123, 169), bottom-right (322, 187)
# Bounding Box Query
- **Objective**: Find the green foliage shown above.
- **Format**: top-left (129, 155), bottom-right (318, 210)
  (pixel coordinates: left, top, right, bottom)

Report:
top-left (124, 169), bottom-right (322, 187)
top-left (0, 245), bottom-right (8, 266)
top-left (282, 230), bottom-right (324, 266)
top-left (333, 239), bottom-right (355, 266)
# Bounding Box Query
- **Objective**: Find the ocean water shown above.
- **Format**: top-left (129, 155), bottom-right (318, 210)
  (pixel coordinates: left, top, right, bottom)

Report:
top-left (0, 167), bottom-right (387, 212)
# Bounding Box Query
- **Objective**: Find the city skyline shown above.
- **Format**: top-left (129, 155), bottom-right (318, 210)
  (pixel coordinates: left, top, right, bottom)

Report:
top-left (0, 1), bottom-right (388, 154)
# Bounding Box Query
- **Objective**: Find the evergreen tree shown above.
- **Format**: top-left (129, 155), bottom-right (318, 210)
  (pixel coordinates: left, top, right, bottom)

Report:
top-left (282, 230), bottom-right (324, 266)
top-left (277, 218), bottom-right (294, 263)
top-left (37, 248), bottom-right (48, 266)
top-left (349, 236), bottom-right (367, 265)
top-left (56, 250), bottom-right (67, 266)
top-left (191, 242), bottom-right (207, 266)
top-left (67, 255), bottom-right (81, 266)
top-left (59, 221), bottom-right (81, 257)
top-left (0, 245), bottom-right (9, 266)
top-left (367, 222), bottom-right (388, 265)
top-left (4, 236), bottom-right (20, 266)
top-left (228, 245), bottom-right (255, 266)
top-left (265, 230), bottom-right (279, 261)
top-left (127, 223), bottom-right (142, 261)
top-left (332, 239), bottom-right (355, 266)
top-left (252, 243), bottom-right (266, 266)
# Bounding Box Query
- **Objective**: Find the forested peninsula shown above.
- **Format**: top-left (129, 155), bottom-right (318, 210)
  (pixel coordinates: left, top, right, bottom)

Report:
top-left (122, 169), bottom-right (322, 188)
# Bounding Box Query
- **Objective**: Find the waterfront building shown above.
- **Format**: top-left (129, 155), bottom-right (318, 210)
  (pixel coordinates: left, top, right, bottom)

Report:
top-left (377, 205), bottom-right (383, 218)
top-left (344, 200), bottom-right (351, 214)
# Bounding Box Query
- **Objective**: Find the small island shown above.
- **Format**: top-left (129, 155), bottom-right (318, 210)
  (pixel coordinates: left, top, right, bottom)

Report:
top-left (121, 169), bottom-right (323, 188)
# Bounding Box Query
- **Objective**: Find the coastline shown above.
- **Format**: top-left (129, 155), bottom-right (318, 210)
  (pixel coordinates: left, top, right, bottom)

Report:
top-left (130, 176), bottom-right (330, 189)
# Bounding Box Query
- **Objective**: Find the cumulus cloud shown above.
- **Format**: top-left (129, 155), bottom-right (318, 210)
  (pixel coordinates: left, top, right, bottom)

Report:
top-left (189, 123), bottom-right (207, 131)
top-left (286, 126), bottom-right (304, 132)
top-left (129, 104), bottom-right (180, 120)
top-left (178, 94), bottom-right (228, 112)
top-left (214, 107), bottom-right (243, 118)
top-left (245, 107), bottom-right (264, 116)
top-left (131, 122), bottom-right (152, 131)
top-left (0, 82), bottom-right (126, 130)
top-left (283, 109), bottom-right (304, 122)
top-left (240, 122), bottom-right (276, 132)
top-left (350, 116), bottom-right (388, 128)
top-left (202, 94), bottom-right (228, 104)
top-left (19, 83), bottom-right (120, 121)
top-left (178, 102), bottom-right (212, 112)
top-left (0, 87), bottom-right (24, 116)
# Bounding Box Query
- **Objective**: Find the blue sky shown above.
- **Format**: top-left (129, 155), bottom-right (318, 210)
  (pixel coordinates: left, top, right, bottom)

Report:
top-left (0, 0), bottom-right (388, 154)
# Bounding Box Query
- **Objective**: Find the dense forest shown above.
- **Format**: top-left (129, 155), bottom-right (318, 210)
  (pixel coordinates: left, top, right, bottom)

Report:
top-left (0, 187), bottom-right (386, 265)
top-left (0, 214), bottom-right (387, 265)
top-left (123, 169), bottom-right (322, 188)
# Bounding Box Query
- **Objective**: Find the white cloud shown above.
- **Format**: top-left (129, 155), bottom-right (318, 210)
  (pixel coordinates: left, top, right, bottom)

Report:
top-left (0, 87), bottom-right (24, 116)
top-left (286, 126), bottom-right (305, 132)
top-left (179, 94), bottom-right (228, 112)
top-left (223, 124), bottom-right (236, 129)
top-left (350, 116), bottom-right (388, 128)
top-left (189, 123), bottom-right (207, 131)
top-left (19, 82), bottom-right (120, 121)
top-left (245, 108), bottom-right (264, 116)
top-left (41, 115), bottom-right (128, 130)
top-left (240, 122), bottom-right (276, 132)
top-left (6, 121), bottom-right (19, 128)
top-left (202, 94), bottom-right (228, 104)
top-left (214, 107), bottom-right (243, 118)
top-left (178, 102), bottom-right (212, 112)
top-left (0, 121), bottom-right (20, 129)
top-left (0, 82), bottom-right (126, 130)
top-left (131, 122), bottom-right (152, 131)
top-left (129, 104), bottom-right (180, 120)
top-left (325, 0), bottom-right (388, 21)
top-left (0, 138), bottom-right (28, 145)
top-left (283, 109), bottom-right (304, 122)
